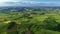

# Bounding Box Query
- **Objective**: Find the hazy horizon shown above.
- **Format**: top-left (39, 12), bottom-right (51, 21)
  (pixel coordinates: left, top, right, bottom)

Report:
top-left (0, 0), bottom-right (60, 6)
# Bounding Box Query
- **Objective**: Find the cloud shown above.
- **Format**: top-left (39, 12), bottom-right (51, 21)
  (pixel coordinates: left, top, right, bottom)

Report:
top-left (0, 2), bottom-right (60, 6)
top-left (0, 0), bottom-right (21, 2)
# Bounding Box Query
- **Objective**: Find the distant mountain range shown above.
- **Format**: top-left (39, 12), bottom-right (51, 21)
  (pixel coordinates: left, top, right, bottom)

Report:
top-left (0, 2), bottom-right (60, 7)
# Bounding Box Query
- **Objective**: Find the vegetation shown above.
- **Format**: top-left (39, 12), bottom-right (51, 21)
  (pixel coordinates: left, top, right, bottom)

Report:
top-left (0, 7), bottom-right (60, 34)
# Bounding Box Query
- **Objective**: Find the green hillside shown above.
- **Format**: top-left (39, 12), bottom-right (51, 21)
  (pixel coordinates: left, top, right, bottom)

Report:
top-left (0, 7), bottom-right (60, 34)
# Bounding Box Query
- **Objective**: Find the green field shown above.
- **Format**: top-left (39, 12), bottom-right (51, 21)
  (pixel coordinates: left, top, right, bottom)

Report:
top-left (0, 8), bottom-right (60, 34)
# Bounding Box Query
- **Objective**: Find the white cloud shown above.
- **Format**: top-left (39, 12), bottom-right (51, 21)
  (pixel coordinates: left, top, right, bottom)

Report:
top-left (0, 0), bottom-right (20, 2)
top-left (0, 1), bottom-right (60, 6)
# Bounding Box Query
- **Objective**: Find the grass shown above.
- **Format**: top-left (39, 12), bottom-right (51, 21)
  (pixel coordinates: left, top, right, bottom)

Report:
top-left (0, 12), bottom-right (60, 34)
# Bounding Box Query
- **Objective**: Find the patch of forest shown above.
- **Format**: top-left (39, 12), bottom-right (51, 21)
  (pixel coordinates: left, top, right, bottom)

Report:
top-left (0, 7), bottom-right (60, 34)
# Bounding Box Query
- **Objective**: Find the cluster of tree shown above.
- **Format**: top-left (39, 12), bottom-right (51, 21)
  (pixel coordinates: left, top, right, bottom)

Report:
top-left (0, 7), bottom-right (60, 34)
top-left (0, 7), bottom-right (60, 14)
